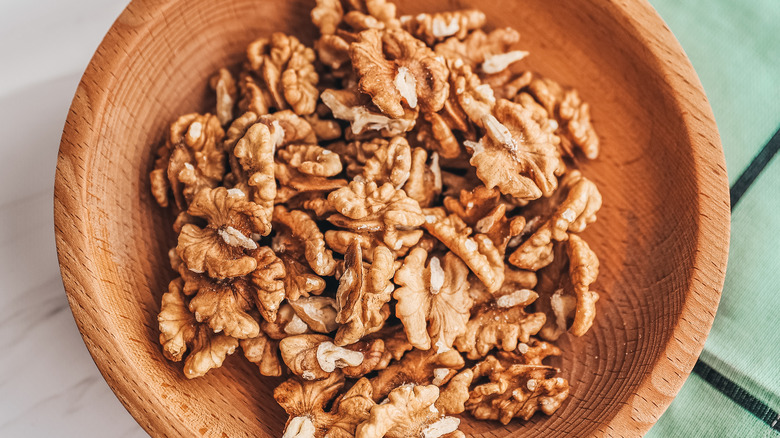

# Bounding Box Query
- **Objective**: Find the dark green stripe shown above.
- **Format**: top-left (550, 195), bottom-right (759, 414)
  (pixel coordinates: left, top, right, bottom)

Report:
top-left (692, 360), bottom-right (780, 430)
top-left (730, 126), bottom-right (780, 211)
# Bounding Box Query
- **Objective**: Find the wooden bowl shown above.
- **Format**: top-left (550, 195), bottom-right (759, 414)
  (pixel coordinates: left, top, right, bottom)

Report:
top-left (54, 0), bottom-right (730, 436)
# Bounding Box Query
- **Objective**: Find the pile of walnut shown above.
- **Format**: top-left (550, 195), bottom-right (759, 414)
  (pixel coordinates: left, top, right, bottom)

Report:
top-left (150, 0), bottom-right (603, 436)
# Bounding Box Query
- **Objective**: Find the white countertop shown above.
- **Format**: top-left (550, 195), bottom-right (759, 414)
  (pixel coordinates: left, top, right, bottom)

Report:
top-left (0, 0), bottom-right (146, 436)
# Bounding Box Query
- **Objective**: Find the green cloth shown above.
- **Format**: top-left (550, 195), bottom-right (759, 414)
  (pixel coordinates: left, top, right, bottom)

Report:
top-left (645, 0), bottom-right (780, 436)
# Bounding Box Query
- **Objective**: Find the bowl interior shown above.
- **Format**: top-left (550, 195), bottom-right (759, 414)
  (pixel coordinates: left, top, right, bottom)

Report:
top-left (55, 0), bottom-right (728, 436)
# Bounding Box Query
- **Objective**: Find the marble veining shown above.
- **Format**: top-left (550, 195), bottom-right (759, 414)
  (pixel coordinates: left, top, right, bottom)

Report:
top-left (0, 0), bottom-right (146, 436)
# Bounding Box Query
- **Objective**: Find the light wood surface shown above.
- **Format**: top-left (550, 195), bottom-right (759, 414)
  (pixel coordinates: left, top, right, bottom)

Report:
top-left (54, 0), bottom-right (730, 436)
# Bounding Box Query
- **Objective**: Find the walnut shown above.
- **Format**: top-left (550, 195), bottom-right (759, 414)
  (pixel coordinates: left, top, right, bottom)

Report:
top-left (334, 239), bottom-right (395, 345)
top-left (365, 325), bottom-right (414, 369)
top-left (210, 68), bottom-right (237, 126)
top-left (414, 112), bottom-right (462, 159)
top-left (278, 144), bottom-right (344, 177)
top-left (442, 185), bottom-right (523, 253)
top-left (359, 136), bottom-right (412, 188)
top-left (466, 99), bottom-right (561, 201)
top-left (536, 235), bottom-right (600, 340)
top-left (394, 249), bottom-right (473, 352)
top-left (231, 120), bottom-right (281, 220)
top-left (403, 148), bottom-right (441, 207)
top-left (324, 378), bottom-right (375, 438)
top-left (263, 303), bottom-right (314, 340)
top-left (245, 33), bottom-right (319, 115)
top-left (279, 253), bottom-right (327, 301)
top-left (240, 327), bottom-right (282, 376)
top-left (321, 88), bottom-right (419, 136)
top-left (435, 28), bottom-right (526, 74)
top-left (289, 296), bottom-right (339, 333)
top-left (177, 187), bottom-right (269, 279)
top-left (422, 209), bottom-right (504, 293)
top-left (469, 266), bottom-right (538, 307)
top-left (435, 368), bottom-right (474, 415)
top-left (525, 76), bottom-right (599, 159)
top-left (311, 0), bottom-right (343, 36)
top-left (274, 206), bottom-right (338, 276)
top-left (150, 113), bottom-right (226, 210)
top-left (400, 9), bottom-right (486, 45)
top-left (509, 170), bottom-right (601, 270)
top-left (370, 348), bottom-right (465, 401)
top-left (454, 291), bottom-right (546, 359)
top-left (356, 384), bottom-right (461, 438)
top-left (304, 111), bottom-right (343, 141)
top-left (275, 372), bottom-right (345, 437)
top-left (351, 29), bottom-right (449, 117)
top-left (158, 278), bottom-right (239, 378)
top-left (466, 356), bottom-right (570, 424)
top-left (327, 180), bottom-right (425, 250)
top-left (495, 338), bottom-right (562, 367)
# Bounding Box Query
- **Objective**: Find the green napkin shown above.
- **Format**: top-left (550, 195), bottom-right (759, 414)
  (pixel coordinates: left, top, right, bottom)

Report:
top-left (645, 0), bottom-right (780, 436)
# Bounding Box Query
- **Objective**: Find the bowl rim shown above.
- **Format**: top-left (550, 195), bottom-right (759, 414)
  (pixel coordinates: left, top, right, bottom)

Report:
top-left (53, 0), bottom-right (730, 436)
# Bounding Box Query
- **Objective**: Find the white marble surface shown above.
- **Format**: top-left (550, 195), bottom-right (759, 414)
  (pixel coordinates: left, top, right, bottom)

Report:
top-left (0, 0), bottom-right (147, 436)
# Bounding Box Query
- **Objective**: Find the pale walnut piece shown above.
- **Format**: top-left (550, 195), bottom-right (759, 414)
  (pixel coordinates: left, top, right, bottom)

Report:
top-left (240, 327), bottom-right (282, 376)
top-left (466, 356), bottom-right (570, 424)
top-left (525, 76), bottom-right (600, 159)
top-left (210, 68), bottom-right (238, 126)
top-left (177, 187), bottom-right (269, 279)
top-left (324, 378), bottom-right (376, 438)
top-left (356, 384), bottom-right (460, 438)
top-left (262, 303), bottom-right (314, 340)
top-left (327, 180), bottom-right (425, 251)
top-left (280, 253), bottom-right (327, 301)
top-left (311, 0), bottom-right (343, 36)
top-left (158, 278), bottom-right (240, 379)
top-left (359, 136), bottom-right (412, 189)
top-left (150, 113), bottom-right (226, 210)
top-left (351, 29), bottom-right (449, 117)
top-left (278, 144), bottom-right (344, 177)
top-left (435, 368), bottom-right (474, 415)
top-left (334, 240), bottom-right (395, 345)
top-left (245, 32), bottom-right (319, 115)
top-left (394, 249), bottom-right (473, 351)
top-left (275, 372), bottom-right (346, 436)
top-left (509, 170), bottom-right (601, 270)
top-left (422, 209), bottom-right (504, 293)
top-left (274, 206), bottom-right (337, 276)
top-left (536, 235), bottom-right (600, 340)
top-left (400, 9), bottom-right (486, 45)
top-left (454, 292), bottom-right (547, 360)
top-left (403, 148), bottom-right (441, 208)
top-left (370, 348), bottom-right (465, 401)
top-left (443, 185), bottom-right (520, 253)
top-left (289, 296), bottom-right (339, 333)
top-left (467, 98), bottom-right (561, 201)
top-left (435, 28), bottom-right (525, 73)
top-left (232, 120), bottom-right (282, 221)
top-left (321, 88), bottom-right (418, 136)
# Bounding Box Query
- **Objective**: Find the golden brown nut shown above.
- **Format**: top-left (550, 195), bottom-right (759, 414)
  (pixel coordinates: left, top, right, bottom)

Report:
top-left (435, 28), bottom-right (526, 74)
top-left (311, 0), bottom-right (343, 36)
top-left (245, 33), bottom-right (319, 115)
top-left (157, 278), bottom-right (239, 379)
top-left (177, 187), bottom-right (269, 279)
top-left (356, 384), bottom-right (461, 438)
top-left (469, 267), bottom-right (538, 307)
top-left (394, 249), bottom-right (473, 351)
top-left (403, 147), bottom-right (441, 208)
top-left (274, 206), bottom-right (338, 276)
top-left (210, 68), bottom-right (238, 126)
top-left (351, 29), bottom-right (449, 117)
top-left (525, 76), bottom-right (600, 159)
top-left (536, 235), bottom-right (600, 340)
top-left (289, 296), bottom-right (339, 333)
top-left (150, 113), bottom-right (226, 210)
top-left (278, 144), bottom-right (344, 177)
top-left (275, 372), bottom-right (345, 437)
top-left (400, 9), bottom-right (486, 45)
top-left (240, 327), bottom-right (282, 377)
top-left (454, 290), bottom-right (546, 359)
top-left (435, 368), bottom-right (474, 415)
top-left (262, 303), bottom-right (314, 340)
top-left (232, 121), bottom-right (281, 219)
top-left (321, 88), bottom-right (419, 136)
top-left (422, 209), bottom-right (504, 293)
top-left (466, 99), bottom-right (561, 200)
top-left (370, 348), bottom-right (465, 401)
top-left (466, 356), bottom-right (570, 424)
top-left (359, 136), bottom-right (412, 188)
top-left (509, 170), bottom-right (601, 270)
top-left (324, 378), bottom-right (376, 438)
top-left (334, 240), bottom-right (395, 345)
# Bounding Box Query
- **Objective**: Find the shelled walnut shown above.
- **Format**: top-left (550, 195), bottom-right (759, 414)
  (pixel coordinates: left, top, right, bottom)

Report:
top-left (151, 0), bottom-right (606, 434)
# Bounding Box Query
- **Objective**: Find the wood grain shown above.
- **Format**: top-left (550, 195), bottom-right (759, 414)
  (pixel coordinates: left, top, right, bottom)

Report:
top-left (53, 0), bottom-right (730, 436)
